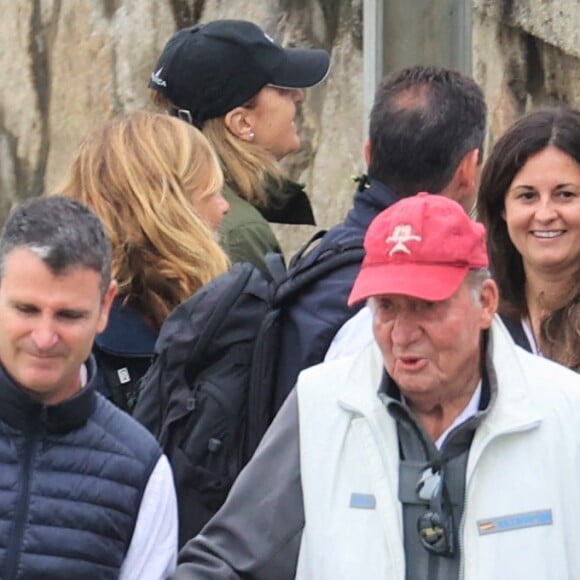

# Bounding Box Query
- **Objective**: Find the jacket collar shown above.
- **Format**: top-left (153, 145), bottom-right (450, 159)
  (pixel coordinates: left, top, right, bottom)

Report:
top-left (475, 316), bottom-right (542, 434)
top-left (337, 317), bottom-right (542, 437)
top-left (0, 357), bottom-right (98, 433)
top-left (342, 178), bottom-right (401, 231)
top-left (258, 178), bottom-right (316, 226)
top-left (94, 298), bottom-right (157, 356)
top-left (311, 178), bottom-right (401, 255)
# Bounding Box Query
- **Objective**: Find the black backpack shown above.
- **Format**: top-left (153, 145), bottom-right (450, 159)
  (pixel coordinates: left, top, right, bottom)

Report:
top-left (132, 233), bottom-right (364, 546)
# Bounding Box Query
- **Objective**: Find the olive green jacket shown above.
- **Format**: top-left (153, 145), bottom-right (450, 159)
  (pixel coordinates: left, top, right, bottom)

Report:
top-left (219, 188), bottom-right (281, 272)
top-left (218, 181), bottom-right (315, 272)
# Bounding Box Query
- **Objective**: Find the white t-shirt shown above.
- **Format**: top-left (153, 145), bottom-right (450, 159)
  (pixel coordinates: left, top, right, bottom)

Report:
top-left (325, 306), bottom-right (374, 361)
top-left (433, 383), bottom-right (481, 449)
top-left (119, 454), bottom-right (178, 579)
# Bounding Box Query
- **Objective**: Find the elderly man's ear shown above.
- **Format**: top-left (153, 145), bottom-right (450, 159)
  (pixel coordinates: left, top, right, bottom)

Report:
top-left (477, 279), bottom-right (499, 330)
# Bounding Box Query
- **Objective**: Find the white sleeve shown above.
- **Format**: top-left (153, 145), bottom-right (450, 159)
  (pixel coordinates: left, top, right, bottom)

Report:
top-left (119, 454), bottom-right (178, 580)
top-left (324, 306), bottom-right (374, 361)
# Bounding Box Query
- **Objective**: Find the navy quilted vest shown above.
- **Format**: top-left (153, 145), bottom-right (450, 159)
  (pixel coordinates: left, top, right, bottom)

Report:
top-left (0, 359), bottom-right (162, 579)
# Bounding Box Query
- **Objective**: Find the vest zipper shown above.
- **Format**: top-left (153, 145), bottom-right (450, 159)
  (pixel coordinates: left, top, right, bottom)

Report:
top-left (458, 493), bottom-right (467, 579)
top-left (4, 415), bottom-right (41, 579)
top-left (457, 420), bottom-right (539, 580)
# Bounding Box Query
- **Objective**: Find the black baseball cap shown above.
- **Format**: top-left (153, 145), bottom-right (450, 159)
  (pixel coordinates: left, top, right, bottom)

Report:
top-left (149, 20), bottom-right (330, 127)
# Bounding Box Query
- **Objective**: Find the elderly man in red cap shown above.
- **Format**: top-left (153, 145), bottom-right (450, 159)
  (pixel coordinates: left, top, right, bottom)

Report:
top-left (172, 193), bottom-right (580, 580)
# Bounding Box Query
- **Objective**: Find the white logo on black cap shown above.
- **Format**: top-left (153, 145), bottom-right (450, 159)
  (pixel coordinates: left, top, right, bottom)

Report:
top-left (263, 32), bottom-right (275, 43)
top-left (386, 225), bottom-right (422, 255)
top-left (151, 67), bottom-right (167, 87)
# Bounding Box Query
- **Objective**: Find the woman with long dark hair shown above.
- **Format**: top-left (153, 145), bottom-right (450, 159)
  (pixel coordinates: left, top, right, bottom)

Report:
top-left (477, 107), bottom-right (580, 371)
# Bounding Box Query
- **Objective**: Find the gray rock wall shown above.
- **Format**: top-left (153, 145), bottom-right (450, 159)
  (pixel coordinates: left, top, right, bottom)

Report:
top-left (0, 0), bottom-right (578, 253)
top-left (473, 0), bottom-right (580, 142)
top-left (0, 0), bottom-right (364, 254)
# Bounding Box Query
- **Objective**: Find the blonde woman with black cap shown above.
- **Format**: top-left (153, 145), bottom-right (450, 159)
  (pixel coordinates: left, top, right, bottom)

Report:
top-left (149, 19), bottom-right (330, 271)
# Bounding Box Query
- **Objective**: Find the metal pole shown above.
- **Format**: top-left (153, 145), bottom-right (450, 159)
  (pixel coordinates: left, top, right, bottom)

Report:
top-left (363, 0), bottom-right (383, 138)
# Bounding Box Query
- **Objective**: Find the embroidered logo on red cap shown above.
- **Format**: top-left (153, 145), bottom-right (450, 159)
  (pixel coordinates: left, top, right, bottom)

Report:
top-left (386, 225), bottom-right (422, 256)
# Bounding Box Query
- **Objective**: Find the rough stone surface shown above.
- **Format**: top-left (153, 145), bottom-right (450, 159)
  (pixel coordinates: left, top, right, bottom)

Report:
top-left (473, 0), bottom-right (580, 144)
top-left (0, 0), bottom-right (579, 254)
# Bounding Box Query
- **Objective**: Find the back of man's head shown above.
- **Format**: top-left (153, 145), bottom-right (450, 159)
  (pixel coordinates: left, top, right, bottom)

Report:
top-left (0, 196), bottom-right (112, 298)
top-left (368, 65), bottom-right (486, 197)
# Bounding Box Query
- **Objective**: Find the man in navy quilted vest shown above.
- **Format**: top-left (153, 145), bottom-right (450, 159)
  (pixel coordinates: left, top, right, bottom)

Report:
top-left (0, 196), bottom-right (177, 579)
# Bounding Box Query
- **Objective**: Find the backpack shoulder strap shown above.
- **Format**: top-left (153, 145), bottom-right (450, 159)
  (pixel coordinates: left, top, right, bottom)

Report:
top-left (499, 313), bottom-right (533, 352)
top-left (264, 252), bottom-right (287, 286)
top-left (275, 242), bottom-right (365, 304)
top-left (288, 229), bottom-right (328, 268)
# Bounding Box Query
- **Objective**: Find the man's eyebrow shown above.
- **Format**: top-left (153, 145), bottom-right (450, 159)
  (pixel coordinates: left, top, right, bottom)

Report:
top-left (7, 300), bottom-right (91, 317)
top-left (8, 299), bottom-right (38, 308)
top-left (55, 307), bottom-right (91, 317)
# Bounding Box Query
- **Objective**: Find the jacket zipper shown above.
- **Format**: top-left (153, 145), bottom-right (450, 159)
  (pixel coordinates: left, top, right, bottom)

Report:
top-left (4, 414), bottom-right (41, 579)
top-left (457, 421), bottom-right (540, 580)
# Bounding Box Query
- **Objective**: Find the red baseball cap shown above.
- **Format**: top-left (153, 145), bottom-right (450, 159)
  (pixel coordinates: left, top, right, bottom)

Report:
top-left (348, 193), bottom-right (488, 305)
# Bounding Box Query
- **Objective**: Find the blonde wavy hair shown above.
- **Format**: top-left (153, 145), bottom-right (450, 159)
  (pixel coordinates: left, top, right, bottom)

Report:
top-left (57, 111), bottom-right (229, 331)
top-left (151, 90), bottom-right (283, 206)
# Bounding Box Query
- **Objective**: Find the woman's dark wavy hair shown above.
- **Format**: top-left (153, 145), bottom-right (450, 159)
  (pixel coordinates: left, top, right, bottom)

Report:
top-left (477, 106), bottom-right (580, 371)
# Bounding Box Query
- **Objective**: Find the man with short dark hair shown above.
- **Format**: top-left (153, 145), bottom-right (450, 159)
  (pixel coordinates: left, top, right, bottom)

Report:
top-left (173, 193), bottom-right (580, 579)
top-left (274, 65), bottom-right (487, 411)
top-left (367, 66), bottom-right (486, 198)
top-left (0, 196), bottom-right (177, 579)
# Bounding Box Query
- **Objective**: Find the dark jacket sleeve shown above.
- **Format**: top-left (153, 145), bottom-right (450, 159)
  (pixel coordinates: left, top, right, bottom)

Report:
top-left (171, 390), bottom-right (304, 580)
